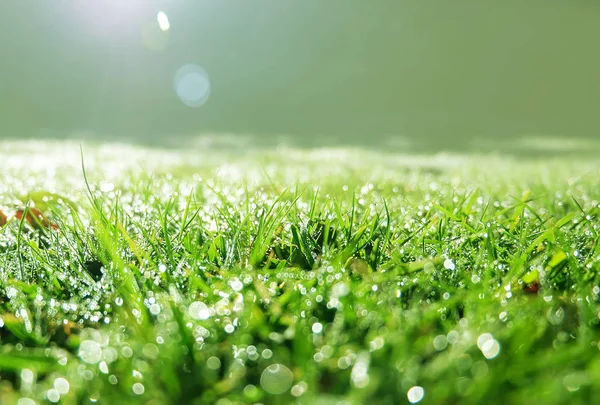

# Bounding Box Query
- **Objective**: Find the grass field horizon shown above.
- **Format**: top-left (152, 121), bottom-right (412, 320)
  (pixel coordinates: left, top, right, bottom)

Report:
top-left (1, 140), bottom-right (600, 404)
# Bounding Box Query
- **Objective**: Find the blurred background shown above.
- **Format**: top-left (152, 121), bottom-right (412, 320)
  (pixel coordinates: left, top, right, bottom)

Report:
top-left (1, 0), bottom-right (599, 153)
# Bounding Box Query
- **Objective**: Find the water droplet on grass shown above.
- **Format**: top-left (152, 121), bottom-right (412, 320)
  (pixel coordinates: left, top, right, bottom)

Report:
top-left (188, 301), bottom-right (210, 320)
top-left (547, 307), bottom-right (565, 325)
top-left (47, 389), bottom-right (60, 403)
top-left (477, 333), bottom-right (500, 359)
top-left (407, 386), bottom-right (425, 403)
top-left (54, 377), bottom-right (70, 394)
top-left (433, 335), bottom-right (447, 351)
top-left (230, 279), bottom-right (243, 292)
top-left (21, 369), bottom-right (34, 384)
top-left (260, 364), bottom-right (294, 395)
top-left (207, 356), bottom-right (221, 370)
top-left (447, 330), bottom-right (459, 344)
top-left (79, 340), bottom-right (102, 364)
top-left (132, 383), bottom-right (145, 395)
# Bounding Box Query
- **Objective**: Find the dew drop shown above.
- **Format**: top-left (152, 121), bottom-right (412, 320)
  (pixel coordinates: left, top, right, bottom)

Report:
top-left (407, 386), bottom-right (425, 403)
top-left (132, 383), bottom-right (145, 395)
top-left (79, 340), bottom-right (103, 364)
top-left (260, 364), bottom-right (294, 395)
top-left (188, 301), bottom-right (210, 320)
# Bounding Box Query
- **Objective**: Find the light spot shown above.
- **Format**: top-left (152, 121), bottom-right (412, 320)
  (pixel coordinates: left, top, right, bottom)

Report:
top-left (563, 372), bottom-right (590, 392)
top-left (54, 377), bottom-right (70, 395)
top-left (149, 303), bottom-right (161, 315)
top-left (173, 64), bottom-right (211, 107)
top-left (407, 386), bottom-right (425, 403)
top-left (157, 11), bottom-right (170, 31)
top-left (447, 330), bottom-right (459, 344)
top-left (79, 340), bottom-right (103, 364)
top-left (433, 335), bottom-right (447, 351)
top-left (132, 383), bottom-right (145, 395)
top-left (207, 356), bottom-right (221, 370)
top-left (369, 336), bottom-right (385, 351)
top-left (47, 389), bottom-right (60, 403)
top-left (291, 381), bottom-right (308, 397)
top-left (483, 341), bottom-right (500, 360)
top-left (332, 282), bottom-right (350, 297)
top-left (143, 343), bottom-right (159, 359)
top-left (471, 361), bottom-right (489, 378)
top-left (243, 384), bottom-right (259, 398)
top-left (230, 279), bottom-right (244, 292)
top-left (312, 322), bottom-right (323, 334)
top-left (547, 306), bottom-right (565, 325)
top-left (7, 287), bottom-right (18, 298)
top-left (477, 333), bottom-right (500, 359)
top-left (444, 259), bottom-right (455, 271)
top-left (188, 301), bottom-right (210, 320)
top-left (351, 352), bottom-right (370, 388)
top-left (21, 369), bottom-right (35, 384)
top-left (103, 347), bottom-right (119, 363)
top-left (18, 399), bottom-right (37, 405)
top-left (261, 364), bottom-right (294, 395)
top-left (477, 333), bottom-right (494, 350)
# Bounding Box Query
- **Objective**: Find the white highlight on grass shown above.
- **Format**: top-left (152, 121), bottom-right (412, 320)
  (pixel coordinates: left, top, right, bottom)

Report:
top-left (230, 278), bottom-right (243, 292)
top-left (291, 381), bottom-right (308, 397)
top-left (407, 386), bottom-right (425, 403)
top-left (79, 340), bottom-right (103, 364)
top-left (433, 335), bottom-right (448, 351)
top-left (47, 389), bottom-right (60, 403)
top-left (477, 333), bottom-right (501, 359)
top-left (188, 301), bottom-right (210, 320)
top-left (351, 352), bottom-right (370, 388)
top-left (157, 11), bottom-right (170, 31)
top-left (54, 377), bottom-right (70, 394)
top-left (21, 369), bottom-right (35, 384)
top-left (312, 322), bottom-right (323, 334)
top-left (132, 383), bottom-right (145, 395)
top-left (444, 258), bottom-right (455, 270)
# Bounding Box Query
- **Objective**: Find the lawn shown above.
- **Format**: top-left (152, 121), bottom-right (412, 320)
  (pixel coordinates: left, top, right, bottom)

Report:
top-left (1, 141), bottom-right (599, 404)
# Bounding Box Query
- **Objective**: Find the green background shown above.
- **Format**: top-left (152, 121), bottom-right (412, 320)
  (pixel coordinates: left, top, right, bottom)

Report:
top-left (2, 0), bottom-right (599, 151)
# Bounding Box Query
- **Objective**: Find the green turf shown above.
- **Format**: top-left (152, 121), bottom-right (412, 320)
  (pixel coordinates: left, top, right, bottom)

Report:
top-left (1, 142), bottom-right (600, 404)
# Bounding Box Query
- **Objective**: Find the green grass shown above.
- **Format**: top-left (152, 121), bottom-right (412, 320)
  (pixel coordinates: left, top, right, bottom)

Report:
top-left (1, 142), bottom-right (600, 404)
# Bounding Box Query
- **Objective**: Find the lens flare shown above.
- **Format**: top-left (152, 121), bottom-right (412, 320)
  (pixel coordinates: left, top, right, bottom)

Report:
top-left (173, 64), bottom-right (211, 107)
top-left (157, 11), bottom-right (170, 31)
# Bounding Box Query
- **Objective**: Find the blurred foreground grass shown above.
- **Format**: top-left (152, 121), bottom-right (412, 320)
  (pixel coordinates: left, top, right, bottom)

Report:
top-left (1, 141), bottom-right (600, 404)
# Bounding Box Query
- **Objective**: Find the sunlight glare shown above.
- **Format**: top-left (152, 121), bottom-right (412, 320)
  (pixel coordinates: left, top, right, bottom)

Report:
top-left (157, 11), bottom-right (170, 31)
